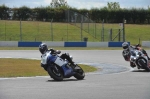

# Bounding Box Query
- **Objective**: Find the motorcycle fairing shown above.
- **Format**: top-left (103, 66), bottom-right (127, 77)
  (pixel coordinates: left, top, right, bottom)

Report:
top-left (54, 57), bottom-right (66, 66)
top-left (45, 52), bottom-right (75, 78)
top-left (61, 65), bottom-right (74, 78)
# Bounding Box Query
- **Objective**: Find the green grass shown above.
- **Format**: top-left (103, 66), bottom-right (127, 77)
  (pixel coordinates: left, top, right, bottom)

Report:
top-left (125, 24), bottom-right (150, 44)
top-left (0, 20), bottom-right (150, 45)
top-left (0, 58), bottom-right (97, 77)
top-left (0, 20), bottom-right (99, 42)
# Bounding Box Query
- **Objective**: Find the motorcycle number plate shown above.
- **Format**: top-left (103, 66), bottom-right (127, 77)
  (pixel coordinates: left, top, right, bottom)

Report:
top-left (54, 57), bottom-right (65, 66)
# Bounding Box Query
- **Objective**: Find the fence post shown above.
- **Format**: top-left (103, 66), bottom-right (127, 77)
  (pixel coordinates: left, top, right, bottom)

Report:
top-left (139, 38), bottom-right (141, 45)
top-left (109, 28), bottom-right (112, 41)
top-left (88, 19), bottom-right (89, 33)
top-left (67, 22), bottom-right (68, 41)
top-left (118, 29), bottom-right (120, 41)
top-left (5, 20), bottom-right (6, 41)
top-left (20, 19), bottom-right (22, 41)
top-left (50, 19), bottom-right (53, 41)
top-left (123, 18), bottom-right (125, 41)
top-left (80, 15), bottom-right (83, 41)
top-left (38, 21), bottom-right (39, 37)
top-left (95, 23), bottom-right (96, 38)
top-left (67, 10), bottom-right (69, 41)
top-left (101, 19), bottom-right (104, 42)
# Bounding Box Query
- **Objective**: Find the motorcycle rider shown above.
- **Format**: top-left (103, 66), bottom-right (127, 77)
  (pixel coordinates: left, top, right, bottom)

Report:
top-left (39, 43), bottom-right (75, 71)
top-left (122, 42), bottom-right (150, 67)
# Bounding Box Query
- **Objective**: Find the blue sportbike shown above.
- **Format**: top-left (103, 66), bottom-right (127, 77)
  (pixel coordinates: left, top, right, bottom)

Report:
top-left (41, 51), bottom-right (85, 81)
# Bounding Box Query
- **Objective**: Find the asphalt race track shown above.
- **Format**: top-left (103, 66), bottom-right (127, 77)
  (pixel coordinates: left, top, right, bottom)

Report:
top-left (0, 50), bottom-right (150, 99)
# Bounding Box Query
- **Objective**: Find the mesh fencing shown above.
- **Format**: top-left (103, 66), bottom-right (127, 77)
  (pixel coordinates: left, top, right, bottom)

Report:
top-left (65, 10), bottom-right (101, 41)
top-left (0, 10), bottom-right (125, 42)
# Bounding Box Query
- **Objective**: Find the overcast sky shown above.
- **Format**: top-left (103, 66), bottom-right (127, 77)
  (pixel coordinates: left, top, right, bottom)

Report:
top-left (0, 0), bottom-right (150, 9)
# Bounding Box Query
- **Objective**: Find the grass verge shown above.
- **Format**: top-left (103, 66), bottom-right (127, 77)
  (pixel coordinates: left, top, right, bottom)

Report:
top-left (0, 58), bottom-right (97, 77)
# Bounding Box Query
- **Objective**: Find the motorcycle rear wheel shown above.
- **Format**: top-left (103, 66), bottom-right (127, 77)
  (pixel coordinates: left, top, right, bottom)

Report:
top-left (139, 60), bottom-right (150, 72)
top-left (74, 65), bottom-right (85, 80)
top-left (47, 65), bottom-right (63, 81)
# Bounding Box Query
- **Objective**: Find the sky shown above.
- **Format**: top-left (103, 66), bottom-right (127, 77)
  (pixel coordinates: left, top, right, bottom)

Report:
top-left (0, 0), bottom-right (150, 9)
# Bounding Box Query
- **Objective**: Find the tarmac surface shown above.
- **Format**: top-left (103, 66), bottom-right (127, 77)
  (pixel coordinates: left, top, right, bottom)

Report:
top-left (0, 50), bottom-right (150, 99)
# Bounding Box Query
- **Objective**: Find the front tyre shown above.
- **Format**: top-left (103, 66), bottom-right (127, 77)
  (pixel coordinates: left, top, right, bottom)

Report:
top-left (47, 65), bottom-right (63, 81)
top-left (74, 65), bottom-right (85, 80)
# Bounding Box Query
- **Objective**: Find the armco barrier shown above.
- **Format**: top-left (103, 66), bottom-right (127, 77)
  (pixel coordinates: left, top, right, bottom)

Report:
top-left (0, 41), bottom-right (130, 47)
top-left (0, 41), bottom-right (18, 47)
top-left (18, 42), bottom-right (42, 47)
top-left (87, 42), bottom-right (108, 47)
top-left (64, 42), bottom-right (86, 47)
top-left (42, 41), bottom-right (64, 47)
top-left (142, 41), bottom-right (150, 47)
top-left (108, 42), bottom-right (130, 47)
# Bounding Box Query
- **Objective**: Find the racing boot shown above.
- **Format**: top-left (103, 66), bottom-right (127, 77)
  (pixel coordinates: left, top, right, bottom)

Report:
top-left (68, 59), bottom-right (76, 66)
top-left (66, 58), bottom-right (77, 71)
top-left (63, 53), bottom-right (76, 66)
top-left (67, 58), bottom-right (75, 66)
top-left (130, 62), bottom-right (136, 68)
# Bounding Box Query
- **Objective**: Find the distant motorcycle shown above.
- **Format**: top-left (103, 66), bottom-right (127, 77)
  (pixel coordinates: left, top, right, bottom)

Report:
top-left (122, 49), bottom-right (150, 71)
top-left (41, 51), bottom-right (85, 81)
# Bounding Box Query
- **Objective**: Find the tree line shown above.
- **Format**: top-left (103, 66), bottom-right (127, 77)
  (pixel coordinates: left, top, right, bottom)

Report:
top-left (0, 2), bottom-right (150, 24)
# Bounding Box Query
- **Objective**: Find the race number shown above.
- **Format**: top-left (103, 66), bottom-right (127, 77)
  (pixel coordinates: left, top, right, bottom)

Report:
top-left (54, 57), bottom-right (65, 66)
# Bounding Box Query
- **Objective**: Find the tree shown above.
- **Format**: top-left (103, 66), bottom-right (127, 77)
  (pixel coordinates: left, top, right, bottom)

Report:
top-left (130, 8), bottom-right (138, 24)
top-left (50, 0), bottom-right (68, 8)
top-left (107, 2), bottom-right (120, 10)
top-left (0, 4), bottom-right (9, 19)
top-left (15, 6), bottom-right (31, 20)
top-left (99, 7), bottom-right (109, 22)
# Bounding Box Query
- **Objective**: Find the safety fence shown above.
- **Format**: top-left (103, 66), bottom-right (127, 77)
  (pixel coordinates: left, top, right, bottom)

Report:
top-left (0, 10), bottom-right (125, 42)
top-left (65, 10), bottom-right (125, 42)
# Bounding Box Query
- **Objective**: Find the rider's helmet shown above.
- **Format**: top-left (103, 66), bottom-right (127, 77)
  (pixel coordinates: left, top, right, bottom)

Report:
top-left (122, 42), bottom-right (129, 49)
top-left (39, 43), bottom-right (48, 54)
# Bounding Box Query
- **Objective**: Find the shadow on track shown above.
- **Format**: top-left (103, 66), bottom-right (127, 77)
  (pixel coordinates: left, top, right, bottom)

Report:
top-left (47, 78), bottom-right (85, 82)
top-left (132, 69), bottom-right (150, 72)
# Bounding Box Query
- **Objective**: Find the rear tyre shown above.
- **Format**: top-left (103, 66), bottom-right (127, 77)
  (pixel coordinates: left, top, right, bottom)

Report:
top-left (74, 65), bottom-right (85, 80)
top-left (139, 60), bottom-right (150, 72)
top-left (47, 65), bottom-right (63, 81)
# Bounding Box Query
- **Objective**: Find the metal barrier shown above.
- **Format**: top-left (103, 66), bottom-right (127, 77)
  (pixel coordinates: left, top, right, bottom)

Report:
top-left (0, 41), bottom-right (131, 47)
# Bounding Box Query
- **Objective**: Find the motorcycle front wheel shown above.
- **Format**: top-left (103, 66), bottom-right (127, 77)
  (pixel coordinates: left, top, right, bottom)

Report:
top-left (47, 65), bottom-right (63, 81)
top-left (73, 65), bottom-right (85, 80)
